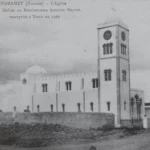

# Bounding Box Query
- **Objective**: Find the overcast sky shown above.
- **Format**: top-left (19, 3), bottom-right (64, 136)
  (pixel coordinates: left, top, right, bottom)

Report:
top-left (0, 0), bottom-right (150, 101)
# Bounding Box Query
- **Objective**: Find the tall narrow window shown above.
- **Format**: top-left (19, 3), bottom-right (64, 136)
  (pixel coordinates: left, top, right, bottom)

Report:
top-left (123, 44), bottom-right (125, 54)
top-left (65, 82), bottom-right (68, 90)
top-left (106, 44), bottom-right (109, 54)
top-left (50, 104), bottom-right (53, 112)
top-left (90, 102), bottom-right (94, 112)
top-left (124, 45), bottom-right (126, 55)
top-left (65, 81), bottom-right (72, 91)
top-left (124, 101), bottom-right (126, 110)
top-left (92, 78), bottom-right (98, 88)
top-left (37, 105), bottom-right (40, 112)
top-left (77, 103), bottom-right (81, 112)
top-left (122, 70), bottom-right (127, 81)
top-left (62, 103), bottom-right (65, 112)
top-left (104, 69), bottom-right (112, 81)
top-left (121, 44), bottom-right (123, 54)
top-left (103, 43), bottom-right (113, 55)
top-left (110, 43), bottom-right (113, 54)
top-left (69, 82), bottom-right (71, 90)
top-left (108, 69), bottom-right (112, 81)
top-left (42, 84), bottom-right (48, 92)
top-left (107, 101), bottom-right (110, 111)
top-left (103, 44), bottom-right (106, 55)
top-left (104, 70), bottom-right (108, 81)
top-left (121, 44), bottom-right (127, 55)
top-left (92, 79), bottom-right (96, 88)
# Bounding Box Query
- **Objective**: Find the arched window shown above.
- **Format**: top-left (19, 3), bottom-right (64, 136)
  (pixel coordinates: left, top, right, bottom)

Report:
top-left (77, 103), bottom-right (81, 112)
top-left (106, 43), bottom-right (109, 54)
top-left (110, 43), bottom-right (113, 54)
top-left (124, 101), bottom-right (126, 110)
top-left (65, 81), bottom-right (72, 91)
top-left (37, 105), bottom-right (40, 112)
top-left (90, 102), bottom-right (94, 112)
top-left (104, 69), bottom-right (112, 81)
top-left (42, 84), bottom-right (48, 92)
top-left (62, 103), bottom-right (65, 112)
top-left (103, 43), bottom-right (113, 55)
top-left (104, 70), bottom-right (108, 81)
top-left (103, 44), bottom-right (106, 55)
top-left (92, 78), bottom-right (99, 88)
top-left (121, 44), bottom-right (127, 55)
top-left (124, 45), bottom-right (127, 55)
top-left (107, 101), bottom-right (110, 111)
top-left (122, 70), bottom-right (127, 81)
top-left (50, 104), bottom-right (53, 112)
top-left (108, 69), bottom-right (112, 81)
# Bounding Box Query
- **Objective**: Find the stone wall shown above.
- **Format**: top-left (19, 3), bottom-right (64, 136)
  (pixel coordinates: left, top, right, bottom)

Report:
top-left (147, 119), bottom-right (150, 128)
top-left (120, 119), bottom-right (143, 128)
top-left (0, 112), bottom-right (114, 129)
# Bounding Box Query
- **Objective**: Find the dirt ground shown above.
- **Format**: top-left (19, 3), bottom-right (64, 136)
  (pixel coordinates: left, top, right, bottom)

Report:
top-left (0, 131), bottom-right (150, 150)
top-left (0, 124), bottom-right (149, 150)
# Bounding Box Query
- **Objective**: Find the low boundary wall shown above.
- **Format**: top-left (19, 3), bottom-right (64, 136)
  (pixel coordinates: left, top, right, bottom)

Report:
top-left (0, 112), bottom-right (114, 129)
top-left (120, 119), bottom-right (143, 128)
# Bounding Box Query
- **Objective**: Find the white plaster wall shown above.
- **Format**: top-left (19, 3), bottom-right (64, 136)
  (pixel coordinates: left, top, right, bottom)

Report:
top-left (99, 26), bottom-right (118, 122)
top-left (84, 89), bottom-right (98, 112)
top-left (58, 91), bottom-right (84, 112)
top-left (100, 59), bottom-right (118, 115)
top-left (32, 93), bottom-right (56, 112)
top-left (120, 58), bottom-right (130, 119)
top-left (20, 74), bottom-right (33, 111)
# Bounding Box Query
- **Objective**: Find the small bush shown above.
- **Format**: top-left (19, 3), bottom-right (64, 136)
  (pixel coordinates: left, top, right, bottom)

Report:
top-left (89, 145), bottom-right (97, 150)
top-left (101, 124), bottom-right (114, 131)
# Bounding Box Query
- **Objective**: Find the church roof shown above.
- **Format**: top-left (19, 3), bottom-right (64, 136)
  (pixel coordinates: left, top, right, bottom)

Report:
top-left (98, 16), bottom-right (129, 30)
top-left (25, 65), bottom-right (47, 75)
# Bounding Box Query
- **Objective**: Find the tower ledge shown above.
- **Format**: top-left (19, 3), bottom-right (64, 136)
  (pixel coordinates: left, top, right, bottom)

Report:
top-left (98, 17), bottom-right (129, 30)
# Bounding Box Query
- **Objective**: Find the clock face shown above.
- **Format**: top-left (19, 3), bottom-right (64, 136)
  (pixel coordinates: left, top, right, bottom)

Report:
top-left (22, 78), bottom-right (27, 84)
top-left (121, 31), bottom-right (126, 41)
top-left (103, 30), bottom-right (112, 40)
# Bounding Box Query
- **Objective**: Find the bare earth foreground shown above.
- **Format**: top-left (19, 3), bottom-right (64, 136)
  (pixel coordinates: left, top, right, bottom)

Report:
top-left (0, 124), bottom-right (149, 150)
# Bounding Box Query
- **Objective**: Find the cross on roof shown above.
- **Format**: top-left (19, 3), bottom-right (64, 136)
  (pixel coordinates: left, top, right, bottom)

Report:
top-left (111, 5), bottom-right (116, 13)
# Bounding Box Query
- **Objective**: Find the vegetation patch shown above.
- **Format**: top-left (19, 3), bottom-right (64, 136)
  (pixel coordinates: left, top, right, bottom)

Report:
top-left (0, 123), bottom-right (145, 148)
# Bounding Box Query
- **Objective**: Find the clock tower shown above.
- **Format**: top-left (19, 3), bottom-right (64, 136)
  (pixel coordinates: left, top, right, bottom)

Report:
top-left (97, 18), bottom-right (131, 126)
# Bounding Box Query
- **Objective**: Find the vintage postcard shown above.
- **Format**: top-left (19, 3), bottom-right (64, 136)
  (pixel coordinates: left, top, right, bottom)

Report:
top-left (0, 0), bottom-right (149, 149)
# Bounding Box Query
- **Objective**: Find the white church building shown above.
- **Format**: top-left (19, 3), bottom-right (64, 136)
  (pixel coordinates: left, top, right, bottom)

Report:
top-left (2, 18), bottom-right (145, 126)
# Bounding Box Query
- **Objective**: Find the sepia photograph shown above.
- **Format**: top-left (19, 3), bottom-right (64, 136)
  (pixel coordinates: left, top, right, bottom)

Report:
top-left (0, 0), bottom-right (150, 149)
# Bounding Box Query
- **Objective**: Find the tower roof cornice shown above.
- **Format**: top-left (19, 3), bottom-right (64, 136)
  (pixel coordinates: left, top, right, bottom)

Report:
top-left (97, 17), bottom-right (129, 30)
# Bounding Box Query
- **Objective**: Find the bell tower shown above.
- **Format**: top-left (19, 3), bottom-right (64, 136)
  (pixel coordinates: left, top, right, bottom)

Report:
top-left (97, 18), bottom-right (131, 126)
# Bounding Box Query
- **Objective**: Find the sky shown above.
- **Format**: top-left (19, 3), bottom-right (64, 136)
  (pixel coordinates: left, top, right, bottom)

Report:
top-left (0, 0), bottom-right (150, 102)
